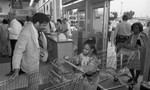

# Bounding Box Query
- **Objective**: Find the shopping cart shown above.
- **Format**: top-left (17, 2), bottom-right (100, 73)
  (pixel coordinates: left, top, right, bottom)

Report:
top-left (0, 58), bottom-right (83, 90)
top-left (97, 48), bottom-right (137, 90)
top-left (50, 52), bottom-right (134, 90)
top-left (44, 57), bottom-right (86, 90)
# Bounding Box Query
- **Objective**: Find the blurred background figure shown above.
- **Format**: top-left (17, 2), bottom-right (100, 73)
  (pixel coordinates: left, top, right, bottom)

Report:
top-left (0, 19), bottom-right (11, 57)
top-left (6, 14), bottom-right (23, 76)
top-left (114, 15), bottom-right (131, 69)
top-left (24, 16), bottom-right (31, 26)
top-left (55, 19), bottom-right (63, 33)
top-left (62, 18), bottom-right (72, 38)
top-left (70, 21), bottom-right (77, 32)
top-left (43, 15), bottom-right (56, 35)
top-left (110, 27), bottom-right (116, 47)
top-left (143, 21), bottom-right (150, 37)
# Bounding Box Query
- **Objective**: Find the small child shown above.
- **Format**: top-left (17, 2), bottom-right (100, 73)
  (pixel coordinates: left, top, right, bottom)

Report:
top-left (73, 37), bottom-right (100, 90)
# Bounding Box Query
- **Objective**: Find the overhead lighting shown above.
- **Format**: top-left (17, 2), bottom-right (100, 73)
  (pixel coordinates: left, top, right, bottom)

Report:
top-left (63, 0), bottom-right (84, 8)
top-left (29, 0), bottom-right (34, 6)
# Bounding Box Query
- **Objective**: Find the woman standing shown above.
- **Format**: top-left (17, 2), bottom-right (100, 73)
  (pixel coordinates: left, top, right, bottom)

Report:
top-left (126, 22), bottom-right (148, 85)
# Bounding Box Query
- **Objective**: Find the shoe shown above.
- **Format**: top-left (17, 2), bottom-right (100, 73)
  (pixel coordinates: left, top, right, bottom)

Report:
top-left (5, 71), bottom-right (14, 76)
top-left (19, 70), bottom-right (25, 75)
top-left (127, 78), bottom-right (134, 83)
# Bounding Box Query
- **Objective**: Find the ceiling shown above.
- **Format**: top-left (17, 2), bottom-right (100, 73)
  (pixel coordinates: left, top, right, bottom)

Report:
top-left (0, 0), bottom-right (39, 2)
top-left (20, 0), bottom-right (39, 2)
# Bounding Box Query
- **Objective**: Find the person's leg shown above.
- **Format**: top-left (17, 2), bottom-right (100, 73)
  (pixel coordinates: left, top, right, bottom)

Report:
top-left (134, 70), bottom-right (141, 83)
top-left (1, 43), bottom-right (5, 56)
top-left (19, 69), bottom-right (25, 75)
top-left (128, 69), bottom-right (135, 83)
top-left (11, 40), bottom-right (17, 69)
top-left (7, 40), bottom-right (11, 57)
top-left (3, 41), bottom-right (8, 56)
top-left (6, 40), bottom-right (17, 76)
top-left (0, 40), bottom-right (7, 56)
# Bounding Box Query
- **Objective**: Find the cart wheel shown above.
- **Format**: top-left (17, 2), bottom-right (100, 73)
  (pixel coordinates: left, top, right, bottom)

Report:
top-left (128, 86), bottom-right (133, 90)
top-left (114, 78), bottom-right (119, 82)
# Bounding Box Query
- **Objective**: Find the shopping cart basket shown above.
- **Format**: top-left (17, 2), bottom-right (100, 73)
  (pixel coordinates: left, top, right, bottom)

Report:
top-left (0, 58), bottom-right (82, 90)
top-left (97, 48), bottom-right (137, 90)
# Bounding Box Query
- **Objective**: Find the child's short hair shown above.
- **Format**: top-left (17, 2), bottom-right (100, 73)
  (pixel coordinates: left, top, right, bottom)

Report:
top-left (83, 37), bottom-right (97, 55)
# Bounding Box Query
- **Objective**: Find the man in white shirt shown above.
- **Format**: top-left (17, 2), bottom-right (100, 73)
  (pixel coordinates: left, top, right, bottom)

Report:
top-left (43, 15), bottom-right (56, 34)
top-left (6, 15), bottom-right (22, 76)
top-left (114, 15), bottom-right (131, 45)
top-left (12, 13), bottom-right (49, 90)
top-left (114, 15), bottom-right (131, 69)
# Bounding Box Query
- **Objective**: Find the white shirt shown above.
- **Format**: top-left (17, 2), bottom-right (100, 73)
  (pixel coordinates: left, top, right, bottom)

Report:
top-left (8, 19), bottom-right (22, 40)
top-left (114, 21), bottom-right (131, 38)
top-left (62, 22), bottom-right (72, 37)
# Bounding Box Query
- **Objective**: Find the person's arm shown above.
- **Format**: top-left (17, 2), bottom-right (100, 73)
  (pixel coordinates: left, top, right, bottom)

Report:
top-left (12, 30), bottom-right (28, 74)
top-left (74, 54), bottom-right (82, 66)
top-left (82, 56), bottom-right (99, 74)
top-left (51, 22), bottom-right (56, 32)
top-left (63, 29), bottom-right (68, 33)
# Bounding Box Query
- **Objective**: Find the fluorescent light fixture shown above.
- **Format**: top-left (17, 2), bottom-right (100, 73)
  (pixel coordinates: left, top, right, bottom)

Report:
top-left (29, 0), bottom-right (34, 6)
top-left (63, 0), bottom-right (84, 8)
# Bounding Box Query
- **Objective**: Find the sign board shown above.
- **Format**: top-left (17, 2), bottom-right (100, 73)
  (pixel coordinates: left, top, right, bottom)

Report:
top-left (15, 9), bottom-right (32, 16)
top-left (11, 0), bottom-right (23, 9)
top-left (62, 0), bottom-right (78, 5)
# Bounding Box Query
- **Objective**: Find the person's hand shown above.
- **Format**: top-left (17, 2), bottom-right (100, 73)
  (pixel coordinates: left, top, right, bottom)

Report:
top-left (40, 48), bottom-right (45, 57)
top-left (11, 69), bottom-right (19, 79)
top-left (63, 55), bottom-right (69, 60)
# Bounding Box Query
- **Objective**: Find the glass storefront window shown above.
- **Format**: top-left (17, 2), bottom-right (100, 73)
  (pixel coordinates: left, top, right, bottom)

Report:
top-left (93, 8), bottom-right (104, 33)
top-left (78, 11), bottom-right (85, 30)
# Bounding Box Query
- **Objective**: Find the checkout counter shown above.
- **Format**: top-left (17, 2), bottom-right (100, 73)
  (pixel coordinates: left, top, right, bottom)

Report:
top-left (46, 33), bottom-right (73, 62)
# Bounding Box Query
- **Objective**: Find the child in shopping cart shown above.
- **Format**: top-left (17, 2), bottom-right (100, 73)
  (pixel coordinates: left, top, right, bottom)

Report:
top-left (65, 37), bottom-right (100, 90)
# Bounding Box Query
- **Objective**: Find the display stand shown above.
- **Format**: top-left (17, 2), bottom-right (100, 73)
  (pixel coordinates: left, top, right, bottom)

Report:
top-left (46, 35), bottom-right (73, 62)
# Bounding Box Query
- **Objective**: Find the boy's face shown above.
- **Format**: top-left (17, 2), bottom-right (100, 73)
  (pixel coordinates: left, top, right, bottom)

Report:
top-left (82, 44), bottom-right (93, 56)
